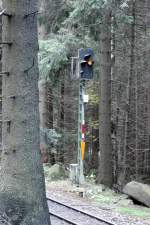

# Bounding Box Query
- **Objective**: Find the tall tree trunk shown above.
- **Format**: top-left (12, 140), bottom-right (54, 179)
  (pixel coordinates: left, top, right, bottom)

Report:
top-left (64, 68), bottom-right (78, 166)
top-left (57, 77), bottom-right (65, 163)
top-left (98, 11), bottom-right (113, 187)
top-left (38, 0), bottom-right (54, 164)
top-left (38, 0), bottom-right (50, 38)
top-left (122, 0), bottom-right (136, 184)
top-left (0, 1), bottom-right (50, 224)
top-left (0, 2), bottom-right (2, 159)
top-left (39, 80), bottom-right (53, 163)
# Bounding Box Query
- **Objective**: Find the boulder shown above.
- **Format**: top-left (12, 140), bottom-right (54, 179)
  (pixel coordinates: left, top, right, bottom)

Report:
top-left (123, 181), bottom-right (150, 207)
top-left (118, 198), bottom-right (133, 206)
top-left (44, 164), bottom-right (66, 181)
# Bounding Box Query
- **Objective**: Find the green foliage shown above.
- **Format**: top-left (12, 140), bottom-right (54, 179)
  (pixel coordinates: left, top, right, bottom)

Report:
top-left (87, 81), bottom-right (99, 105)
top-left (38, 37), bottom-right (68, 81)
top-left (40, 128), bottom-right (61, 151)
top-left (38, 0), bottom-right (132, 83)
top-left (65, 0), bottom-right (105, 24)
top-left (38, 0), bottom-right (71, 33)
top-left (64, 0), bottom-right (104, 40)
top-left (44, 164), bottom-right (67, 181)
top-left (38, 32), bottom-right (83, 82)
top-left (64, 0), bottom-right (133, 38)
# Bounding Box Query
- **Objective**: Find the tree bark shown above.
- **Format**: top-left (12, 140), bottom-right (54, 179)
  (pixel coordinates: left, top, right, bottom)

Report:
top-left (0, 3), bottom-right (2, 159)
top-left (0, 1), bottom-right (50, 224)
top-left (39, 80), bottom-right (53, 163)
top-left (98, 11), bottom-right (113, 187)
top-left (63, 69), bottom-right (78, 166)
top-left (122, 0), bottom-right (136, 185)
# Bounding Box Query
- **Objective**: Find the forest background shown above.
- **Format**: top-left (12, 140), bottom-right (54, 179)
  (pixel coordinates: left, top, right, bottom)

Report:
top-left (37, 0), bottom-right (150, 189)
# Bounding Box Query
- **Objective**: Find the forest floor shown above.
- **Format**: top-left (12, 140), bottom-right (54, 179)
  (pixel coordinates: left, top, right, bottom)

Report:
top-left (46, 179), bottom-right (150, 225)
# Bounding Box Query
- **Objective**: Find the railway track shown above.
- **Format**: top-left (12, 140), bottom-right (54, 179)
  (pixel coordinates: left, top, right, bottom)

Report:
top-left (47, 197), bottom-right (116, 225)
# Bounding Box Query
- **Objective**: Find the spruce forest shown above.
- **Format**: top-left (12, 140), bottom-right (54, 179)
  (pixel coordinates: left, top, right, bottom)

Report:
top-left (0, 0), bottom-right (150, 225)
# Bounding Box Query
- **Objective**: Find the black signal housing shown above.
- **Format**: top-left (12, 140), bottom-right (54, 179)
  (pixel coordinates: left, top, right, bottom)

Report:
top-left (79, 48), bottom-right (94, 80)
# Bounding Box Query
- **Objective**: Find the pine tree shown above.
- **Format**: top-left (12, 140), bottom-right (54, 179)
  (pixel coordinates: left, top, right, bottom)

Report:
top-left (97, 10), bottom-right (113, 187)
top-left (0, 1), bottom-right (50, 224)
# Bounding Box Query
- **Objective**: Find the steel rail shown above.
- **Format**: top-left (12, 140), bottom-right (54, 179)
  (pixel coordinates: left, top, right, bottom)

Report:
top-left (47, 197), bottom-right (116, 225)
top-left (50, 212), bottom-right (78, 225)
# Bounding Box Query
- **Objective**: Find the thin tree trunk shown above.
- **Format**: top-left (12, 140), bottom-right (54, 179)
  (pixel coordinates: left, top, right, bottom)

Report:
top-left (0, 3), bottom-right (2, 159)
top-left (98, 11), bottom-right (113, 187)
top-left (123, 0), bottom-right (136, 184)
top-left (39, 80), bottom-right (53, 163)
top-left (57, 77), bottom-right (65, 163)
top-left (64, 68), bottom-right (78, 166)
top-left (0, 1), bottom-right (50, 224)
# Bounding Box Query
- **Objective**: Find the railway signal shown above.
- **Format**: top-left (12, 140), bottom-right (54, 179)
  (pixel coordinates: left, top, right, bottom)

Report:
top-left (79, 48), bottom-right (94, 80)
top-left (70, 49), bottom-right (94, 184)
top-left (76, 48), bottom-right (94, 184)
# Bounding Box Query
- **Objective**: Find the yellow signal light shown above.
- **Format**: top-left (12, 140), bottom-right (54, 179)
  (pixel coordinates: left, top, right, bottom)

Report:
top-left (88, 60), bottom-right (93, 66)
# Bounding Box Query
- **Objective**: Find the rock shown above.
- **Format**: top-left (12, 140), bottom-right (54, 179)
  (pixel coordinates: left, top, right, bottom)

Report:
top-left (118, 199), bottom-right (133, 206)
top-left (44, 164), bottom-right (66, 181)
top-left (123, 181), bottom-right (150, 207)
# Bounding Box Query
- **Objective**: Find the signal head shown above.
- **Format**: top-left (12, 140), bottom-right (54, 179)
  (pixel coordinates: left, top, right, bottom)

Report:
top-left (79, 48), bottom-right (94, 80)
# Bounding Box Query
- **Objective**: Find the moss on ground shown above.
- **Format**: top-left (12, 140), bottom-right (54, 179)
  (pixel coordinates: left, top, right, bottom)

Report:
top-left (116, 206), bottom-right (150, 218)
top-left (90, 187), bottom-right (150, 219)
